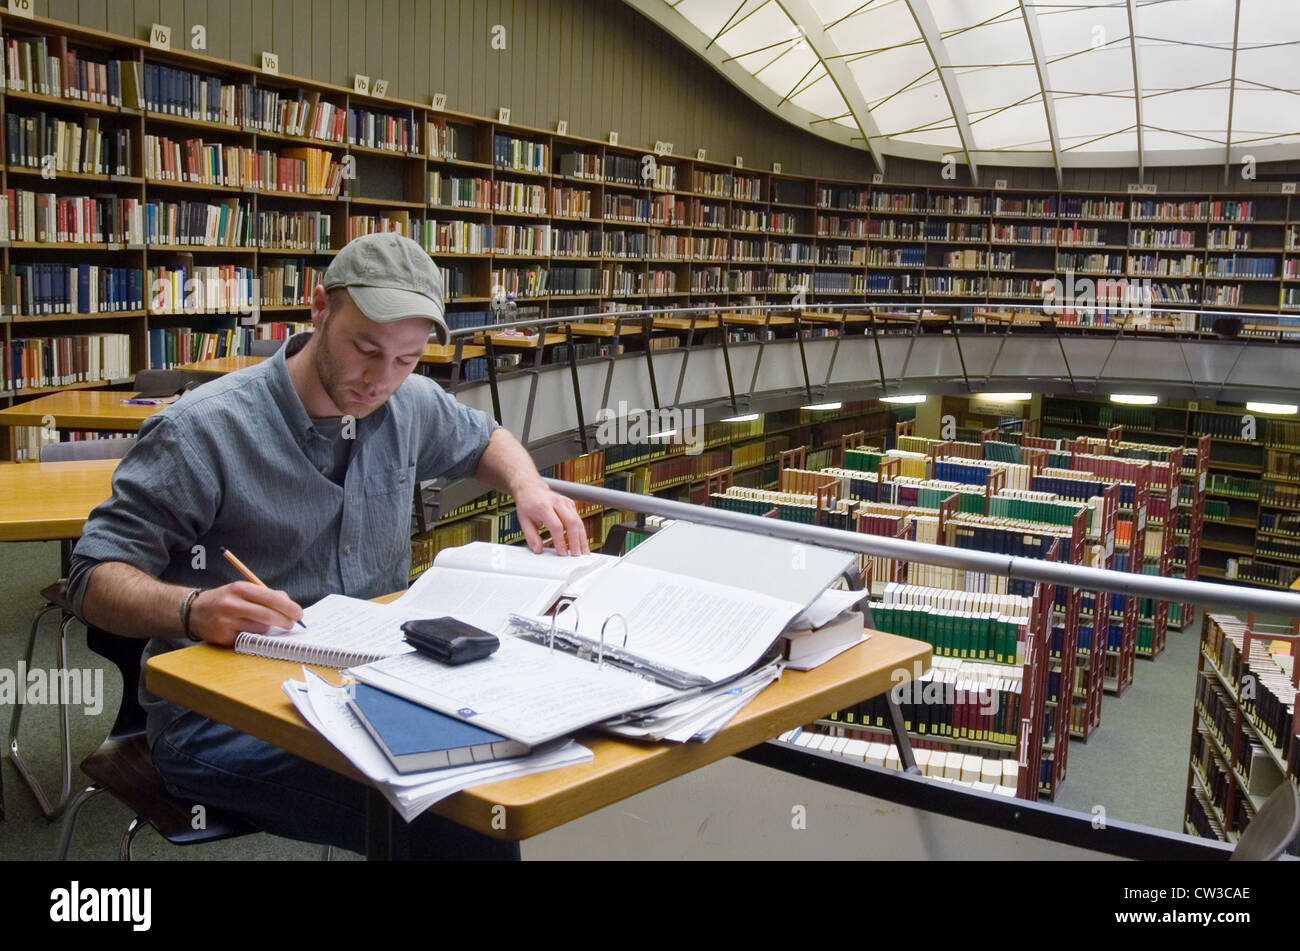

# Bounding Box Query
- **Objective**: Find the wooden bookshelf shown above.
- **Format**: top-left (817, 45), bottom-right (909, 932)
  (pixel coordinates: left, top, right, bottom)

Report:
top-left (8, 12), bottom-right (1300, 464)
top-left (1184, 613), bottom-right (1299, 847)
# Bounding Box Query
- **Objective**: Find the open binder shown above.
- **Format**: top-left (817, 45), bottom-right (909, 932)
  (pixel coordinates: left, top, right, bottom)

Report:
top-left (349, 521), bottom-right (857, 745)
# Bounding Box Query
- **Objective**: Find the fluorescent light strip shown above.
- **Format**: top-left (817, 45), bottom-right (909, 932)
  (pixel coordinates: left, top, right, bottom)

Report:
top-left (977, 392), bottom-right (1032, 402)
top-left (1246, 401), bottom-right (1298, 416)
top-left (879, 395), bottom-right (926, 405)
top-left (1110, 394), bottom-right (1158, 405)
top-left (722, 413), bottom-right (760, 423)
top-left (803, 402), bottom-right (843, 411)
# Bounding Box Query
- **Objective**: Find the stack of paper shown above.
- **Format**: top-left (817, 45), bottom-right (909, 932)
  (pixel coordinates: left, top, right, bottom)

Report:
top-left (602, 663), bottom-right (783, 742)
top-left (283, 669), bottom-right (592, 823)
top-left (780, 587), bottom-right (872, 671)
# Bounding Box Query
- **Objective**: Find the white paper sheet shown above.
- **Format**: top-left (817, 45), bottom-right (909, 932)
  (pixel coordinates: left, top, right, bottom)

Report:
top-left (788, 588), bottom-right (870, 631)
top-left (432, 541), bottom-right (616, 582)
top-left (350, 634), bottom-right (678, 746)
top-left (284, 673), bottom-right (593, 822)
top-left (779, 633), bottom-right (871, 671)
top-left (554, 563), bottom-right (801, 684)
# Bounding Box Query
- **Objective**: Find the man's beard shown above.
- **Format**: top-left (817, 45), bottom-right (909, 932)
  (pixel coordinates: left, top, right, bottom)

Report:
top-left (313, 317), bottom-right (377, 417)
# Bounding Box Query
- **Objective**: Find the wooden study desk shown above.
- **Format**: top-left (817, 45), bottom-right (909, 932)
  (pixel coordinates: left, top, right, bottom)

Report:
top-left (178, 355), bottom-right (265, 373)
top-left (0, 458), bottom-right (119, 541)
top-left (146, 630), bottom-right (930, 845)
top-left (0, 390), bottom-right (161, 431)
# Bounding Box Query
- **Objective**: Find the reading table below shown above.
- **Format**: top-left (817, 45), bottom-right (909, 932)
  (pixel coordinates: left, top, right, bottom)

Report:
top-left (146, 623), bottom-right (930, 857)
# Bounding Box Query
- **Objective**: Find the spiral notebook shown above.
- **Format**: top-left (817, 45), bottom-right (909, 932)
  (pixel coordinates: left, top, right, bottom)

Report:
top-left (232, 544), bottom-right (613, 667)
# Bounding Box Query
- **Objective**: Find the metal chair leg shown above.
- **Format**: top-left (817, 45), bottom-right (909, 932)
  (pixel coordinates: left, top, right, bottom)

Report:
top-left (55, 784), bottom-right (107, 860)
top-left (8, 606), bottom-right (74, 819)
top-left (120, 817), bottom-right (150, 861)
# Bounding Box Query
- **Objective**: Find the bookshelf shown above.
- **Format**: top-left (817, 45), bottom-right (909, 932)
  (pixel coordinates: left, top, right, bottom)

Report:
top-left (8, 14), bottom-right (1300, 460)
top-left (1184, 612), bottom-right (1299, 848)
top-left (408, 403), bottom-right (892, 576)
top-left (704, 438), bottom-right (1082, 798)
top-left (1043, 395), bottom-right (1299, 595)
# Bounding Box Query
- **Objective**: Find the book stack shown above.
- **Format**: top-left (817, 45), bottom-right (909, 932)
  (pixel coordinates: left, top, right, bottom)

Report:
top-left (348, 107), bottom-right (418, 152)
top-left (347, 210), bottom-right (415, 241)
top-left (259, 261), bottom-right (327, 307)
top-left (5, 189), bottom-right (143, 244)
top-left (256, 209), bottom-right (332, 251)
top-left (549, 186), bottom-right (591, 219)
top-left (6, 114), bottom-right (133, 176)
top-left (147, 264), bottom-right (256, 315)
top-left (145, 199), bottom-right (251, 247)
top-left (4, 263), bottom-right (143, 316)
top-left (430, 173), bottom-right (492, 209)
top-left (492, 134), bottom-right (548, 173)
top-left (786, 728), bottom-right (1021, 796)
top-left (3, 332), bottom-right (132, 390)
top-left (494, 180), bottom-right (546, 215)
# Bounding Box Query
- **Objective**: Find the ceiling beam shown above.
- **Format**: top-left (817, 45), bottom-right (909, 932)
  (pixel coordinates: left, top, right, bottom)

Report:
top-left (773, 0), bottom-right (890, 175)
top-left (903, 0), bottom-right (980, 184)
top-left (1018, 0), bottom-right (1063, 187)
top-left (1126, 0), bottom-right (1145, 180)
top-left (1224, 0), bottom-right (1242, 185)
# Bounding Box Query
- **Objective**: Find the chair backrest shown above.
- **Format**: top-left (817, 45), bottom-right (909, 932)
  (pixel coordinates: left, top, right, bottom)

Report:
top-left (85, 627), bottom-right (148, 738)
top-left (40, 436), bottom-right (137, 463)
top-left (132, 368), bottom-right (223, 399)
top-left (1231, 781), bottom-right (1300, 861)
top-left (247, 338), bottom-right (285, 357)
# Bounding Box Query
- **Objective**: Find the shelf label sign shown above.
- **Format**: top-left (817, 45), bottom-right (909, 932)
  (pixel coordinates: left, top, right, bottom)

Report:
top-left (149, 24), bottom-right (172, 50)
top-left (432, 93), bottom-right (447, 110)
top-left (372, 79), bottom-right (388, 98)
top-left (353, 74), bottom-right (371, 95)
top-left (7, 0), bottom-right (33, 19)
top-left (260, 51), bottom-right (280, 75)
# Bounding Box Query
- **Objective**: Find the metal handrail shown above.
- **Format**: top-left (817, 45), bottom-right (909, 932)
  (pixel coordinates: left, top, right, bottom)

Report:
top-left (442, 299), bottom-right (1299, 340)
top-left (543, 476), bottom-right (1300, 618)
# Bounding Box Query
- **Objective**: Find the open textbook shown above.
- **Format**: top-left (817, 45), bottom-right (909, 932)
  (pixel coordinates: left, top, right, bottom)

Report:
top-left (233, 542), bottom-right (616, 667)
top-left (349, 522), bottom-right (857, 744)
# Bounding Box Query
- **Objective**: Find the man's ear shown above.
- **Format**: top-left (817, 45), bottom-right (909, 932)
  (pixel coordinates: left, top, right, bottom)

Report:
top-left (309, 285), bottom-right (330, 327)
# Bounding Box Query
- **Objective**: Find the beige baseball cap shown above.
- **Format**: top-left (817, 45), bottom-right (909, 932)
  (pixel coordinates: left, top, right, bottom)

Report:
top-left (324, 233), bottom-right (449, 343)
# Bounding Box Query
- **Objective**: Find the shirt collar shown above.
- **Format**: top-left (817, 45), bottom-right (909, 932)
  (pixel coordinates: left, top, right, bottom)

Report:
top-left (267, 332), bottom-right (390, 445)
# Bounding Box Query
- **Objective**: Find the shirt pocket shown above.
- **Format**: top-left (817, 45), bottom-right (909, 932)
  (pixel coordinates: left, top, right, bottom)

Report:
top-left (364, 463), bottom-right (417, 497)
top-left (363, 463), bottom-right (419, 566)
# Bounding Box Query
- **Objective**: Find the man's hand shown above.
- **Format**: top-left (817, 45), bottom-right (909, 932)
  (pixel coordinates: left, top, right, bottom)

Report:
top-left (513, 480), bottom-right (591, 556)
top-left (474, 428), bottom-right (591, 555)
top-left (188, 582), bottom-right (305, 647)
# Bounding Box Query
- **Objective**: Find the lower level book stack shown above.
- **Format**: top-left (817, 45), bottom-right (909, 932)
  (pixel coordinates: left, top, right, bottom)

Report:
top-left (781, 726), bottom-right (1019, 797)
top-left (1184, 612), bottom-right (1298, 852)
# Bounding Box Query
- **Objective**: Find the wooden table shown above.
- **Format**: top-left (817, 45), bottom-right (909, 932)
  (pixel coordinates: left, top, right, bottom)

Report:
top-left (0, 390), bottom-right (160, 430)
top-left (146, 630), bottom-right (930, 844)
top-left (423, 343), bottom-right (487, 364)
top-left (178, 355), bottom-right (265, 373)
top-left (0, 458), bottom-right (119, 541)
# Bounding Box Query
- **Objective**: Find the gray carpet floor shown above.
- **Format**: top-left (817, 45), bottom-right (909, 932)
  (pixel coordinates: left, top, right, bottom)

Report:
top-left (0, 537), bottom-right (1216, 859)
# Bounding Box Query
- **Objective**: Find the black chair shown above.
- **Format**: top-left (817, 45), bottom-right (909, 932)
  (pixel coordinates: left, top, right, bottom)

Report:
top-left (55, 627), bottom-right (257, 860)
top-left (247, 338), bottom-right (286, 357)
top-left (1231, 780), bottom-right (1300, 861)
top-left (131, 368), bottom-right (223, 399)
top-left (8, 436), bottom-right (138, 819)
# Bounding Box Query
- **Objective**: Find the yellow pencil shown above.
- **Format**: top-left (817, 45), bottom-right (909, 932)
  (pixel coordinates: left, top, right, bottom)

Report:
top-left (221, 547), bottom-right (307, 630)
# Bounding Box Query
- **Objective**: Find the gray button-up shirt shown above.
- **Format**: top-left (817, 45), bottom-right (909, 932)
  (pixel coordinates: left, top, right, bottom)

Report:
top-left (66, 333), bottom-right (498, 747)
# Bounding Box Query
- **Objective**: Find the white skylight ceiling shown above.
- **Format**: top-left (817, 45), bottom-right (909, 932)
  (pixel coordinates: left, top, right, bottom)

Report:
top-left (626, 0), bottom-right (1300, 180)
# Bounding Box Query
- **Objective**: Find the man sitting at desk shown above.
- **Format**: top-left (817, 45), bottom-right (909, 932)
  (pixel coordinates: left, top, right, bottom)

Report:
top-left (66, 233), bottom-right (589, 859)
